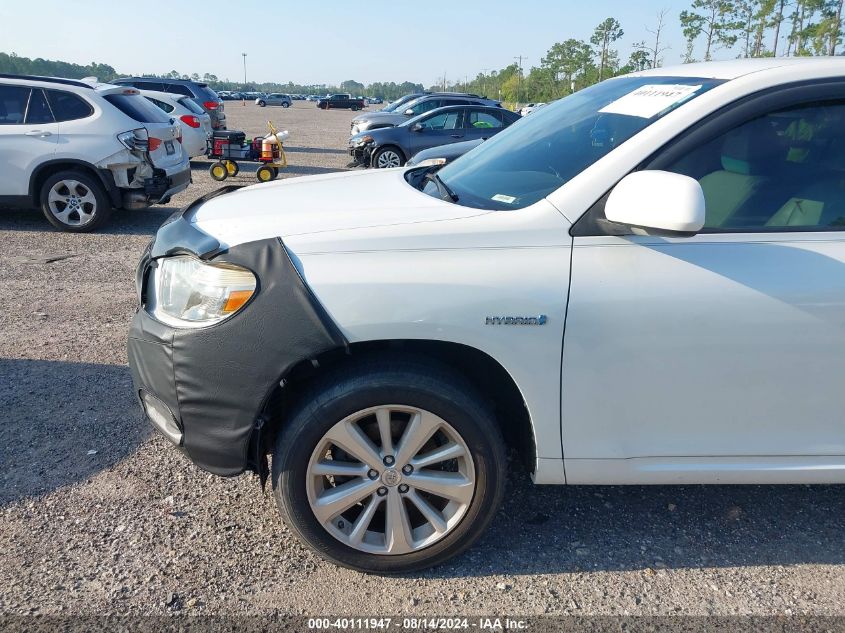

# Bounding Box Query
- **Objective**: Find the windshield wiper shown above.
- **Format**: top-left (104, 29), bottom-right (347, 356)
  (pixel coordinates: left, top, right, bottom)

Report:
top-left (423, 172), bottom-right (459, 203)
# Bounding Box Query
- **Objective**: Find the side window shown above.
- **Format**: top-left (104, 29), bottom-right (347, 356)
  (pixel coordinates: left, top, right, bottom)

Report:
top-left (0, 85), bottom-right (30, 124)
top-left (166, 84), bottom-right (193, 96)
top-left (146, 96), bottom-right (174, 113)
top-left (135, 81), bottom-right (164, 92)
top-left (665, 101), bottom-right (845, 231)
top-left (410, 99), bottom-right (440, 115)
top-left (466, 110), bottom-right (503, 129)
top-left (46, 90), bottom-right (94, 121)
top-left (25, 89), bottom-right (54, 124)
top-left (422, 110), bottom-right (463, 130)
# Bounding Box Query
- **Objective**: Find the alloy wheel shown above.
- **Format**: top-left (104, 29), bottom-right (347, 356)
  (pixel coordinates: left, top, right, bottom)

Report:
top-left (376, 150), bottom-right (402, 168)
top-left (306, 405), bottom-right (476, 555)
top-left (47, 179), bottom-right (98, 227)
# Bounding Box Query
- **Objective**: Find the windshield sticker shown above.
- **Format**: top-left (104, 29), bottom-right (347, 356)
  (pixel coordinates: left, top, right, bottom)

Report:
top-left (598, 84), bottom-right (702, 119)
top-left (492, 194), bottom-right (517, 204)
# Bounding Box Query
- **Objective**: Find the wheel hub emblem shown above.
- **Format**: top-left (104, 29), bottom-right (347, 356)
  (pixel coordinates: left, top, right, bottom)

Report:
top-left (381, 468), bottom-right (401, 487)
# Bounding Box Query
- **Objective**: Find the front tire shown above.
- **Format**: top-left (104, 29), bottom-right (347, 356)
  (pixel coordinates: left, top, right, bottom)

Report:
top-left (40, 170), bottom-right (111, 232)
top-left (372, 146), bottom-right (405, 169)
top-left (272, 357), bottom-right (506, 573)
top-left (282, 102), bottom-right (290, 108)
top-left (258, 100), bottom-right (266, 107)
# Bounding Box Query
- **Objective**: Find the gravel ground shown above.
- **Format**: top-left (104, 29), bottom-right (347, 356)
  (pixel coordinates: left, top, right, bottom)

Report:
top-left (1, 101), bottom-right (844, 618)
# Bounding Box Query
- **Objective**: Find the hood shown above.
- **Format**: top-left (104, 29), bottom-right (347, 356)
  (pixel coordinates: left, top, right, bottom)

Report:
top-left (188, 168), bottom-right (492, 253)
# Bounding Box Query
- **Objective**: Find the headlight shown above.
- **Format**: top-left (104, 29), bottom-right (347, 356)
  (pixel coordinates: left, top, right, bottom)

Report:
top-left (354, 135), bottom-right (375, 147)
top-left (147, 256), bottom-right (256, 327)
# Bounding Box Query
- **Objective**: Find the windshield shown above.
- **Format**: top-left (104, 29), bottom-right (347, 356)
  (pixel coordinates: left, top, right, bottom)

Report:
top-left (382, 94), bottom-right (419, 112)
top-left (430, 76), bottom-right (723, 210)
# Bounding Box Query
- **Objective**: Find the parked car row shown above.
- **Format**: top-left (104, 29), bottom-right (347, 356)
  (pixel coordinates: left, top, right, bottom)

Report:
top-left (0, 73), bottom-right (191, 232)
top-left (347, 92), bottom-right (516, 168)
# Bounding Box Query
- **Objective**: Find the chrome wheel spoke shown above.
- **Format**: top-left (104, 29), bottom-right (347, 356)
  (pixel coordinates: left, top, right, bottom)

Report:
top-left (407, 489), bottom-right (448, 534)
top-left (411, 441), bottom-right (465, 469)
top-left (349, 495), bottom-right (381, 544)
top-left (395, 411), bottom-right (441, 466)
top-left (375, 408), bottom-right (393, 456)
top-left (324, 420), bottom-right (381, 467)
top-left (385, 491), bottom-right (414, 553)
top-left (48, 189), bottom-right (69, 205)
top-left (312, 478), bottom-right (379, 523)
top-left (405, 471), bottom-right (474, 504)
top-left (312, 460), bottom-right (369, 478)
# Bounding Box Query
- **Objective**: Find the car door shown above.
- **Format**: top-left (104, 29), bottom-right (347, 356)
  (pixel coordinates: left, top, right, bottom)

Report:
top-left (407, 109), bottom-right (465, 155)
top-left (0, 85), bottom-right (58, 197)
top-left (464, 108), bottom-right (505, 141)
top-left (562, 84), bottom-right (845, 484)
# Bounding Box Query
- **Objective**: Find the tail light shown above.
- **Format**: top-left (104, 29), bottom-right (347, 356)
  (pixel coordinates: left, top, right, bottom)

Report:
top-left (203, 101), bottom-right (220, 111)
top-left (180, 114), bottom-right (200, 128)
top-left (148, 137), bottom-right (162, 152)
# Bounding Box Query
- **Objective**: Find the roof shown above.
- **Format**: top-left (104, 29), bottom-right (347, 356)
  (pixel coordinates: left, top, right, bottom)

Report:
top-left (630, 57), bottom-right (845, 80)
top-left (114, 76), bottom-right (208, 86)
top-left (0, 73), bottom-right (93, 89)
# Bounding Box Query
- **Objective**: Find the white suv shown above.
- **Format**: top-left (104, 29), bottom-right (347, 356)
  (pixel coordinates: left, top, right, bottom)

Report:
top-left (130, 58), bottom-right (845, 573)
top-left (0, 74), bottom-right (191, 232)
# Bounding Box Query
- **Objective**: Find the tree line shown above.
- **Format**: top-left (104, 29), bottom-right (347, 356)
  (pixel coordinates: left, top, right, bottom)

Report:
top-left (2, 1), bottom-right (844, 105)
top-left (433, 0), bottom-right (845, 103)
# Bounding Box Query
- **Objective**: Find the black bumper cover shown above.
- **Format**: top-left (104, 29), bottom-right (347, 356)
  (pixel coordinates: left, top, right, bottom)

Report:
top-left (128, 187), bottom-right (346, 476)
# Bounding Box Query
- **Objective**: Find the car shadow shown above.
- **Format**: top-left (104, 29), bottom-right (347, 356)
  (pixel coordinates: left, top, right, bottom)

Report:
top-left (0, 205), bottom-right (176, 236)
top-left (421, 464), bottom-right (845, 578)
top-left (0, 358), bottom-right (150, 505)
top-left (284, 146), bottom-right (349, 156)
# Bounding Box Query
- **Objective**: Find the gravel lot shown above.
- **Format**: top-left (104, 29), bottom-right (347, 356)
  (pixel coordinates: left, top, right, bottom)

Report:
top-left (1, 101), bottom-right (844, 619)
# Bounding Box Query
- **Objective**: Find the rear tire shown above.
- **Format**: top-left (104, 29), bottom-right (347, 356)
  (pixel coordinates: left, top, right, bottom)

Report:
top-left (282, 102), bottom-right (290, 108)
top-left (272, 357), bottom-right (507, 574)
top-left (40, 170), bottom-right (112, 232)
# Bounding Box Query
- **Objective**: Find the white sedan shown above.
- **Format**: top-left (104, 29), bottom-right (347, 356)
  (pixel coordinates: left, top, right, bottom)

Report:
top-left (142, 90), bottom-right (212, 159)
top-left (129, 58), bottom-right (845, 573)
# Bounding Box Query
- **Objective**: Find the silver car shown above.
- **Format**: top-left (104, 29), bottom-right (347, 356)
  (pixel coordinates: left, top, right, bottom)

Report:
top-left (257, 93), bottom-right (292, 108)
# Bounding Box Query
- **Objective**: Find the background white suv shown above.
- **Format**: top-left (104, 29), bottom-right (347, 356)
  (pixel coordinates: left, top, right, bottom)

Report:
top-left (142, 89), bottom-right (212, 159)
top-left (0, 74), bottom-right (191, 232)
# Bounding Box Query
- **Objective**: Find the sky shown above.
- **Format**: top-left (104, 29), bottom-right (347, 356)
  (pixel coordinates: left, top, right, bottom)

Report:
top-left (1, 0), bottom-right (755, 87)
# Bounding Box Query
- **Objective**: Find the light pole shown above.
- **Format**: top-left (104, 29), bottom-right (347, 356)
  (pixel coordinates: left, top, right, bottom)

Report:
top-left (241, 53), bottom-right (247, 105)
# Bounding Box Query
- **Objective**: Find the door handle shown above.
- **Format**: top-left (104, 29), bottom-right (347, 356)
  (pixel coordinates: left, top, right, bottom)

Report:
top-left (25, 130), bottom-right (52, 137)
top-left (450, 134), bottom-right (464, 138)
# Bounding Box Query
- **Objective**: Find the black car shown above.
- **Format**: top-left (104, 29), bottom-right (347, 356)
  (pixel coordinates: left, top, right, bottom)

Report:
top-left (317, 94), bottom-right (366, 111)
top-left (349, 105), bottom-right (519, 168)
top-left (113, 77), bottom-right (226, 130)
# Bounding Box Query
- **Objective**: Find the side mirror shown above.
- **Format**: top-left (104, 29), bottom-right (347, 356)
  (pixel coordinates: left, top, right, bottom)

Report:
top-left (411, 122), bottom-right (424, 132)
top-left (404, 108), bottom-right (414, 116)
top-left (605, 171), bottom-right (705, 237)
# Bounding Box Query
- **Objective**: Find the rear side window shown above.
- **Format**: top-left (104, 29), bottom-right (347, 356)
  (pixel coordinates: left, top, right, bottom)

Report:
top-left (104, 94), bottom-right (172, 123)
top-left (25, 89), bottom-right (54, 124)
top-left (46, 90), bottom-right (94, 121)
top-left (0, 85), bottom-right (30, 124)
top-left (165, 83), bottom-right (193, 97)
top-left (178, 97), bottom-right (205, 115)
top-left (146, 96), bottom-right (174, 113)
top-left (466, 110), bottom-right (503, 129)
top-left (194, 85), bottom-right (219, 101)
